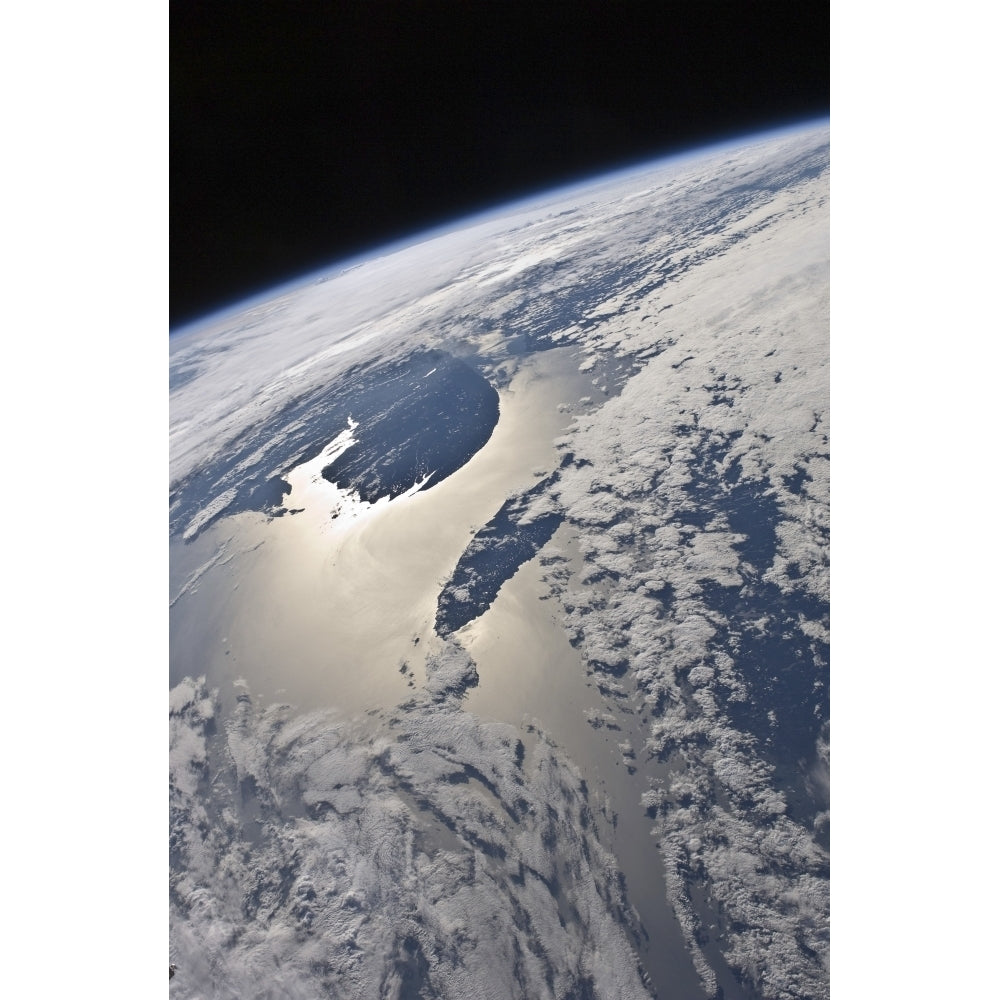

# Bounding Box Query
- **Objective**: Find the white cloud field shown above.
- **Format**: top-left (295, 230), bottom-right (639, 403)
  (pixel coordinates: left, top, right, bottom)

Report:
top-left (170, 121), bottom-right (829, 999)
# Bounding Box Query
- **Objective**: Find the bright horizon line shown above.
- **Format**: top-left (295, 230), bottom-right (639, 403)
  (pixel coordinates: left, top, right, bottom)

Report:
top-left (170, 113), bottom-right (830, 340)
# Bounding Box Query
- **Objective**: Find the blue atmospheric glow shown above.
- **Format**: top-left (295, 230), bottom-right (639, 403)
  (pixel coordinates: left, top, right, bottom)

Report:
top-left (171, 114), bottom-right (830, 339)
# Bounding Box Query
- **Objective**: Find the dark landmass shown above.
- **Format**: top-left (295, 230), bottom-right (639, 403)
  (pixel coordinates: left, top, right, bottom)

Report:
top-left (169, 350), bottom-right (498, 542)
top-left (321, 353), bottom-right (499, 502)
top-left (675, 429), bottom-right (830, 829)
top-left (436, 474), bottom-right (562, 636)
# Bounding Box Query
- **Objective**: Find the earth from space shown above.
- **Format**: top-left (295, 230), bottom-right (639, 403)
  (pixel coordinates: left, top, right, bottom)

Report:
top-left (169, 120), bottom-right (830, 1000)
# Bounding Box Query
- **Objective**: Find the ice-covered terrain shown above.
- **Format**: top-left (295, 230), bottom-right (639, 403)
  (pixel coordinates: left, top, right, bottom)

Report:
top-left (170, 120), bottom-right (829, 999)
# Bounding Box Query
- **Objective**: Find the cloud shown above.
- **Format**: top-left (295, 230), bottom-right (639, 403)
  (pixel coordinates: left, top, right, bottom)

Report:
top-left (423, 640), bottom-right (480, 701)
top-left (170, 675), bottom-right (653, 999)
top-left (170, 121), bottom-right (831, 999)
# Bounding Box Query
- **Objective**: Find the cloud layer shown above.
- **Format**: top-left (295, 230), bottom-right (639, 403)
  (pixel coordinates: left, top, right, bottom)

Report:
top-left (170, 121), bottom-right (830, 999)
top-left (170, 671), bottom-right (653, 999)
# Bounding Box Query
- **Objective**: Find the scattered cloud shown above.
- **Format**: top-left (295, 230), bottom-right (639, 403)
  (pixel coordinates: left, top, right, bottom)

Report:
top-left (170, 122), bottom-right (830, 999)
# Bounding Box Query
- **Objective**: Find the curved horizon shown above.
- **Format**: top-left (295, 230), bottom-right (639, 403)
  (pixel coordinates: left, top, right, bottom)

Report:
top-left (170, 114), bottom-right (830, 338)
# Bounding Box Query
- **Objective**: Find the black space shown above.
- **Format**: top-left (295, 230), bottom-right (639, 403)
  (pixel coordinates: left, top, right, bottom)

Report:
top-left (171, 1), bottom-right (828, 329)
